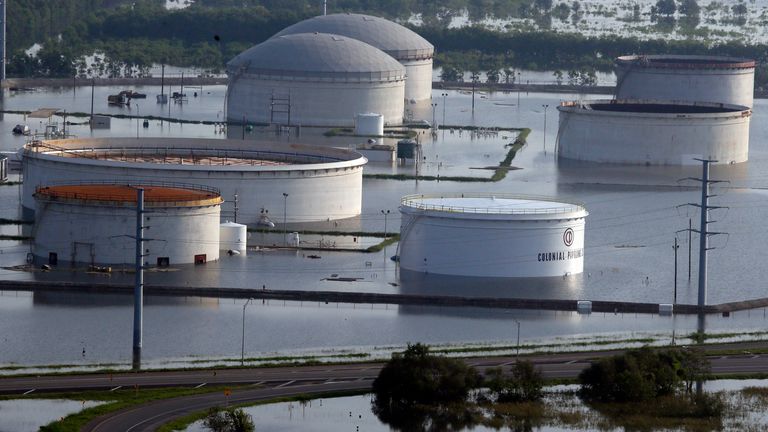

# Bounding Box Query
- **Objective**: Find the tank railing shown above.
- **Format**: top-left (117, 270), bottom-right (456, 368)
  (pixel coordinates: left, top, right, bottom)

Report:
top-left (29, 145), bottom-right (350, 164)
top-left (400, 193), bottom-right (586, 215)
top-left (37, 180), bottom-right (222, 202)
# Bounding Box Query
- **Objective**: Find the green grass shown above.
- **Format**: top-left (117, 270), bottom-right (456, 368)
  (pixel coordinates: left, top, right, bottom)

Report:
top-left (157, 389), bottom-right (367, 431)
top-left (13, 386), bottom-right (242, 432)
top-left (366, 235), bottom-right (400, 253)
top-left (363, 127), bottom-right (530, 183)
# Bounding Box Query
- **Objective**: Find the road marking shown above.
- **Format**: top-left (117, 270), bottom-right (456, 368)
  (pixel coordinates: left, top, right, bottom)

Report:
top-left (22, 389), bottom-right (35, 395)
top-left (109, 386), bottom-right (122, 392)
top-left (252, 381), bottom-right (264, 386)
top-left (502, 361), bottom-right (516, 366)
top-left (566, 360), bottom-right (579, 364)
top-left (275, 380), bottom-right (295, 388)
top-left (194, 383), bottom-right (206, 389)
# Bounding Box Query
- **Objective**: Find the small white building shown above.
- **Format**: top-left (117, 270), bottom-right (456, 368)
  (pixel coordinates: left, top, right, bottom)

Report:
top-left (33, 183), bottom-right (222, 266)
top-left (398, 194), bottom-right (588, 278)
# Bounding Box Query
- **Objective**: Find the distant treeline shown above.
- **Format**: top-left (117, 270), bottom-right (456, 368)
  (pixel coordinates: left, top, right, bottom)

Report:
top-left (6, 0), bottom-right (768, 87)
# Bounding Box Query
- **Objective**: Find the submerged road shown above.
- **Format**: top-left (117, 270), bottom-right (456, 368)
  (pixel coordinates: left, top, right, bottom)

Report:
top-left (0, 342), bottom-right (767, 431)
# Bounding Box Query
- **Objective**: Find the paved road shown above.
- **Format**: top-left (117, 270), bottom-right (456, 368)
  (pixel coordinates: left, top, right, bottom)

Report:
top-left (0, 342), bottom-right (766, 431)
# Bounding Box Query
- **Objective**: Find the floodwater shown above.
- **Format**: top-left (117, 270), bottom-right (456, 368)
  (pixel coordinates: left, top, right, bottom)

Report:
top-left (0, 399), bottom-right (104, 432)
top-left (183, 381), bottom-right (768, 431)
top-left (1, 85), bottom-right (768, 369)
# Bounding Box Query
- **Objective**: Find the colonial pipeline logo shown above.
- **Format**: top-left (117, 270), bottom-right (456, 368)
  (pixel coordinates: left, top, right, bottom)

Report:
top-left (537, 227), bottom-right (583, 262)
top-left (563, 228), bottom-right (574, 247)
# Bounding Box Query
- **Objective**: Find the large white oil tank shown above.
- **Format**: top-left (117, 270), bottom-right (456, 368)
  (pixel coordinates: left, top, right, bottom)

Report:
top-left (355, 113), bottom-right (384, 136)
top-left (615, 55), bottom-right (755, 107)
top-left (557, 99), bottom-right (751, 165)
top-left (220, 221), bottom-right (247, 253)
top-left (226, 33), bottom-right (406, 127)
top-left (32, 183), bottom-right (222, 267)
top-left (273, 13), bottom-right (435, 102)
top-left (398, 194), bottom-right (588, 278)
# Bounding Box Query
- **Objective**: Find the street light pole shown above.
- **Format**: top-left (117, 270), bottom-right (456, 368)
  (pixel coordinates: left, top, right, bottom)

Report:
top-left (513, 318), bottom-right (521, 359)
top-left (381, 209), bottom-right (390, 238)
top-left (431, 103), bottom-right (437, 129)
top-left (441, 92), bottom-right (447, 126)
top-left (542, 104), bottom-right (549, 152)
top-left (135, 103), bottom-right (140, 139)
top-left (282, 192), bottom-right (289, 246)
top-left (241, 298), bottom-right (254, 365)
top-left (673, 237), bottom-right (679, 304)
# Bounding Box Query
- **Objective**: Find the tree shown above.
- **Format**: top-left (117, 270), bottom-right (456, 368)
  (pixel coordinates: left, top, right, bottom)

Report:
top-left (485, 361), bottom-right (544, 403)
top-left (653, 0), bottom-right (676, 16)
top-left (578, 347), bottom-right (703, 403)
top-left (203, 407), bottom-right (255, 432)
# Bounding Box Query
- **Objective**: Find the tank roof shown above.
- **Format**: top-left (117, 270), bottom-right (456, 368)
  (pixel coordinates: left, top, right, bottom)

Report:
top-left (273, 13), bottom-right (433, 60)
top-left (226, 32), bottom-right (406, 82)
top-left (34, 183), bottom-right (223, 207)
top-left (401, 194), bottom-right (586, 216)
top-left (559, 99), bottom-right (751, 114)
top-left (616, 55), bottom-right (755, 70)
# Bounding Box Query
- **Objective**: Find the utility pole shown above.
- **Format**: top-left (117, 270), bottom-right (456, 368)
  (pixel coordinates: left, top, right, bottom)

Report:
top-left (282, 192), bottom-right (289, 246)
top-left (542, 104), bottom-right (549, 152)
top-left (381, 209), bottom-right (390, 238)
top-left (441, 92), bottom-right (447, 126)
top-left (90, 79), bottom-right (95, 129)
top-left (678, 159), bottom-right (727, 309)
top-left (673, 237), bottom-right (679, 304)
top-left (132, 187), bottom-right (145, 370)
top-left (688, 218), bottom-right (692, 281)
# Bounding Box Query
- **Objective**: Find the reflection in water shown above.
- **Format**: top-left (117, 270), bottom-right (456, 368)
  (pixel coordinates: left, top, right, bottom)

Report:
top-left (399, 269), bottom-right (584, 300)
top-left (33, 291), bottom-right (223, 308)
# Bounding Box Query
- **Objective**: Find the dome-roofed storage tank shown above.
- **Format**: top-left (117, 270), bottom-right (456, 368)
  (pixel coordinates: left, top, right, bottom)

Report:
top-left (398, 194), bottom-right (588, 278)
top-left (226, 32), bottom-right (406, 127)
top-left (33, 183), bottom-right (222, 267)
top-left (556, 99), bottom-right (751, 165)
top-left (273, 13), bottom-right (434, 102)
top-left (615, 55), bottom-right (755, 107)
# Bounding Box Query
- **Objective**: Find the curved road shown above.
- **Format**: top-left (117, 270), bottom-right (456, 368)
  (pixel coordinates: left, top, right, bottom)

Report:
top-left (0, 343), bottom-right (766, 431)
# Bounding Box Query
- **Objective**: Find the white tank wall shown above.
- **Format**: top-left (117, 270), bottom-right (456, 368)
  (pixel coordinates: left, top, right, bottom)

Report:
top-left (616, 64), bottom-right (754, 107)
top-left (227, 77), bottom-right (404, 127)
top-left (398, 209), bottom-right (586, 278)
top-left (557, 105), bottom-right (751, 165)
top-left (403, 58), bottom-right (433, 102)
top-left (220, 222), bottom-right (247, 252)
top-left (21, 139), bottom-right (366, 224)
top-left (33, 201), bottom-right (220, 266)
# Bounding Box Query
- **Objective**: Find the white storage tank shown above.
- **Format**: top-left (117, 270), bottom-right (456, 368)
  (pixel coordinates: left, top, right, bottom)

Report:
top-left (226, 32), bottom-right (406, 127)
top-left (21, 137), bottom-right (367, 224)
top-left (557, 99), bottom-right (751, 165)
top-left (355, 113), bottom-right (384, 136)
top-left (615, 55), bottom-right (755, 107)
top-left (32, 183), bottom-right (222, 266)
top-left (273, 13), bottom-right (435, 102)
top-left (398, 194), bottom-right (588, 278)
top-left (220, 221), bottom-right (247, 253)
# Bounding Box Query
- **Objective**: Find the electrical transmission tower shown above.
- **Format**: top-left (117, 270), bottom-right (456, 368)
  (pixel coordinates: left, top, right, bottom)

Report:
top-left (678, 159), bottom-right (728, 309)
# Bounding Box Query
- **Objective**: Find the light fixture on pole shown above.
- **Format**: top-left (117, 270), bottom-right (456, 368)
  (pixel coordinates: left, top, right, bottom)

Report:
top-left (282, 192), bottom-right (289, 246)
top-left (241, 297), bottom-right (254, 365)
top-left (381, 209), bottom-right (390, 238)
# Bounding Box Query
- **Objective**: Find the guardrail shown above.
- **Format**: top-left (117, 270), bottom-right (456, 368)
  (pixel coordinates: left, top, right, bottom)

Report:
top-left (400, 193), bottom-right (585, 215)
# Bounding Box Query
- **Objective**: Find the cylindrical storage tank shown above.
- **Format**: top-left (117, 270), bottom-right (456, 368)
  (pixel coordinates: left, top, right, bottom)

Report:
top-left (355, 113), bottom-right (384, 136)
top-left (33, 183), bottom-right (222, 266)
top-left (615, 55), bottom-right (755, 107)
top-left (226, 33), bottom-right (406, 127)
top-left (220, 221), bottom-right (247, 253)
top-left (272, 13), bottom-right (435, 102)
top-left (398, 194), bottom-right (588, 278)
top-left (556, 99), bottom-right (751, 165)
top-left (21, 138), bottom-right (367, 224)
